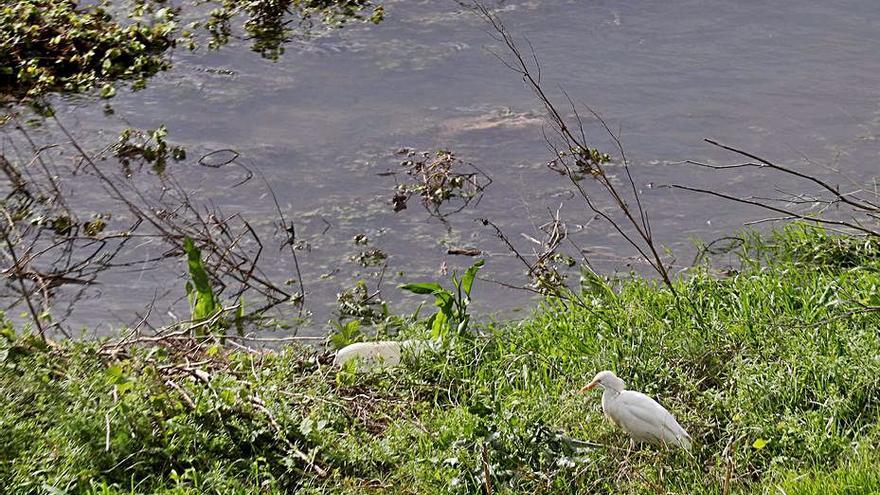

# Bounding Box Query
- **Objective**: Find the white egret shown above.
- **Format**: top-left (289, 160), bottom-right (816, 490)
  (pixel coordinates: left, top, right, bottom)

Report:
top-left (332, 339), bottom-right (432, 371)
top-left (579, 370), bottom-right (692, 450)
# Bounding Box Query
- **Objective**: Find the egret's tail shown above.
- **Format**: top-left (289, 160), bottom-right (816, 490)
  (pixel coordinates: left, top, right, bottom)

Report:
top-left (677, 432), bottom-right (692, 450)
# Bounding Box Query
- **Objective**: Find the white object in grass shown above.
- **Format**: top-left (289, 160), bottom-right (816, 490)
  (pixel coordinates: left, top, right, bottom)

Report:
top-left (579, 370), bottom-right (692, 450)
top-left (333, 340), bottom-right (432, 371)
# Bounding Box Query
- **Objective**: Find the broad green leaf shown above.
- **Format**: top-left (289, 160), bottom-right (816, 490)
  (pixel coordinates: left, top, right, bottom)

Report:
top-left (752, 438), bottom-right (769, 450)
top-left (424, 312), bottom-right (437, 330)
top-left (183, 237), bottom-right (218, 325)
top-left (433, 290), bottom-right (454, 312)
top-left (431, 310), bottom-right (448, 339)
top-left (461, 259), bottom-right (485, 297)
top-left (329, 320), bottom-right (362, 350)
top-left (400, 282), bottom-right (443, 295)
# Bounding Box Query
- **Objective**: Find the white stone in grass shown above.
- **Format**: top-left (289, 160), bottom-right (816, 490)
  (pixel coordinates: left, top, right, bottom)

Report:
top-left (332, 340), bottom-right (433, 371)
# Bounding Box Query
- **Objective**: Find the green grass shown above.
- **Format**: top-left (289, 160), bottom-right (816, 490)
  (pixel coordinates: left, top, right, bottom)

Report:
top-left (2, 224), bottom-right (880, 494)
top-left (777, 458), bottom-right (880, 495)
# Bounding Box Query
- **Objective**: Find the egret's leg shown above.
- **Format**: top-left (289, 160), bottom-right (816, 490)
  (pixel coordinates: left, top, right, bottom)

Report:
top-left (623, 438), bottom-right (637, 468)
top-left (655, 450), bottom-right (664, 484)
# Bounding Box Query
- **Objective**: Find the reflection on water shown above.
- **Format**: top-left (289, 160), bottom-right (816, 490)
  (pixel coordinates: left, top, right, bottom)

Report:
top-left (18, 0), bottom-right (880, 334)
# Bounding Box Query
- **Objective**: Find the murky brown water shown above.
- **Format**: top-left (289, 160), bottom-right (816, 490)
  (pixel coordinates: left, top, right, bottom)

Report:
top-left (10, 0), bottom-right (880, 335)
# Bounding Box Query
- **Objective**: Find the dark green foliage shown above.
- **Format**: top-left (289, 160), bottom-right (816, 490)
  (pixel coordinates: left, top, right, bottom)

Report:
top-left (0, 0), bottom-right (175, 101)
top-left (113, 125), bottom-right (187, 175)
top-left (335, 279), bottom-right (389, 325)
top-left (0, 0), bottom-right (384, 104)
top-left (329, 319), bottom-right (364, 349)
top-left (202, 0), bottom-right (384, 60)
top-left (400, 259), bottom-right (484, 339)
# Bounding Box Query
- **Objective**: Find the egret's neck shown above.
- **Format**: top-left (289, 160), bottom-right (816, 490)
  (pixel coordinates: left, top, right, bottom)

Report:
top-left (602, 387), bottom-right (622, 399)
top-left (601, 387), bottom-right (621, 412)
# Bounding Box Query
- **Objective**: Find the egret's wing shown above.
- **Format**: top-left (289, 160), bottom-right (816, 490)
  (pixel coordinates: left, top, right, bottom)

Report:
top-left (617, 391), bottom-right (691, 449)
top-left (608, 399), bottom-right (661, 443)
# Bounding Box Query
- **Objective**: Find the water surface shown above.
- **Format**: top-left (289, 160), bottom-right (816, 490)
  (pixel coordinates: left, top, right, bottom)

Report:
top-left (18, 0), bottom-right (880, 334)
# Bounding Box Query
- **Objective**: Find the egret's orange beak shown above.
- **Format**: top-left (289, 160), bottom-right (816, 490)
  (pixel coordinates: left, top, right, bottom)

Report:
top-left (578, 380), bottom-right (598, 394)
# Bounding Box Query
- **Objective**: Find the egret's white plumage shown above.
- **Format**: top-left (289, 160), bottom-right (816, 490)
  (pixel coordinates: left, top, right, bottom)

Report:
top-left (333, 340), bottom-right (431, 371)
top-left (580, 370), bottom-right (692, 450)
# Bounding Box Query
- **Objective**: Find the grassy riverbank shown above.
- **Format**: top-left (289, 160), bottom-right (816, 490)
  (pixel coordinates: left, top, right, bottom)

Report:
top-left (2, 226), bottom-right (880, 494)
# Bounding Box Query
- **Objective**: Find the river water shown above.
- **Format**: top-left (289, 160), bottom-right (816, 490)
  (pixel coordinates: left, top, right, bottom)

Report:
top-left (13, 0), bottom-right (880, 336)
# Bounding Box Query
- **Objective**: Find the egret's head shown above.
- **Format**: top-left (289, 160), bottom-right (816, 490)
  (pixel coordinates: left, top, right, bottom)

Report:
top-left (579, 370), bottom-right (625, 393)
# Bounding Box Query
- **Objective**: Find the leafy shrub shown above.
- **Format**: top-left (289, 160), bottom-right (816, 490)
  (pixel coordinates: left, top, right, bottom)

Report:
top-left (0, 0), bottom-right (176, 100)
